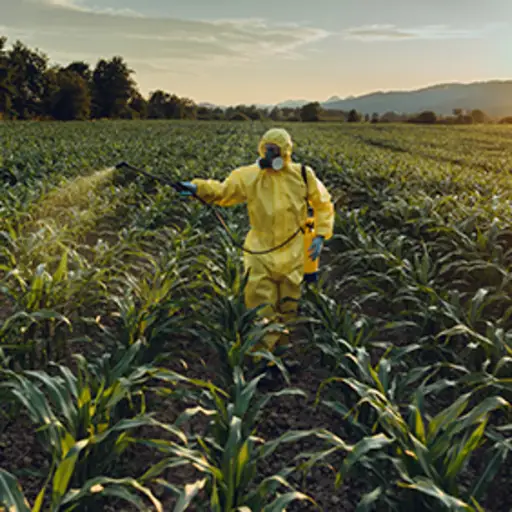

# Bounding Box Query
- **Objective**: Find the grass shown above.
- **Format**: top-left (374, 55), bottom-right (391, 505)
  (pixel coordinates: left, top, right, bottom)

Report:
top-left (1, 120), bottom-right (511, 511)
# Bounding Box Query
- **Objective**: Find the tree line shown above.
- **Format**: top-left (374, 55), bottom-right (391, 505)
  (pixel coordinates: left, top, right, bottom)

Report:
top-left (1, 36), bottom-right (511, 124)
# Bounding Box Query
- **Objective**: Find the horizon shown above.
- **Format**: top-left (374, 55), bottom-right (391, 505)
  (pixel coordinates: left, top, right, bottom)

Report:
top-left (2, 0), bottom-right (511, 105)
top-left (218, 78), bottom-right (512, 108)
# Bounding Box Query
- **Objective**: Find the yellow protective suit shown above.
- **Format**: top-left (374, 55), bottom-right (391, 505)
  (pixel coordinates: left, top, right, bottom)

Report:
top-left (192, 128), bottom-right (334, 351)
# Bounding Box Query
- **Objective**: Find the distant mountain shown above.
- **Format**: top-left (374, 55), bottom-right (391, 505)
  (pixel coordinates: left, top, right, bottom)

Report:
top-left (318, 81), bottom-right (512, 117)
top-left (199, 80), bottom-right (512, 117)
top-left (199, 101), bottom-right (271, 110)
top-left (198, 102), bottom-right (218, 109)
top-left (277, 99), bottom-right (310, 109)
top-left (277, 96), bottom-right (344, 108)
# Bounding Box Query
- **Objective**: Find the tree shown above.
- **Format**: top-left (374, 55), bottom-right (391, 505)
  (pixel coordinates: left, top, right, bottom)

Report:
top-left (371, 112), bottom-right (380, 123)
top-left (471, 109), bottom-right (487, 124)
top-left (42, 65), bottom-right (61, 116)
top-left (7, 40), bottom-right (49, 119)
top-left (269, 106), bottom-right (281, 121)
top-left (348, 109), bottom-right (362, 122)
top-left (128, 91), bottom-right (148, 119)
top-left (92, 56), bottom-right (135, 118)
top-left (147, 90), bottom-right (183, 119)
top-left (300, 102), bottom-right (321, 122)
top-left (197, 106), bottom-right (211, 120)
top-left (226, 110), bottom-right (247, 121)
top-left (0, 36), bottom-right (13, 117)
top-left (453, 108), bottom-right (463, 117)
top-left (147, 90), bottom-right (169, 119)
top-left (65, 61), bottom-right (92, 83)
top-left (49, 69), bottom-right (91, 120)
top-left (279, 107), bottom-right (299, 121)
top-left (211, 107), bottom-right (224, 120)
top-left (457, 114), bottom-right (473, 124)
top-left (364, 113), bottom-right (370, 122)
top-left (410, 111), bottom-right (437, 124)
top-left (179, 97), bottom-right (197, 120)
top-left (235, 104), bottom-right (262, 121)
top-left (380, 111), bottom-right (407, 123)
top-left (421, 111), bottom-right (437, 123)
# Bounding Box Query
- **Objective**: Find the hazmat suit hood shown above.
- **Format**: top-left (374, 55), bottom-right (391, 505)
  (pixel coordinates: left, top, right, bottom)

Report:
top-left (258, 128), bottom-right (293, 167)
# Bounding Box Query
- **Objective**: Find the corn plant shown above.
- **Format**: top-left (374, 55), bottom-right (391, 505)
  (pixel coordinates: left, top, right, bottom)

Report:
top-left (435, 289), bottom-right (512, 375)
top-left (0, 341), bottom-right (188, 504)
top-left (301, 285), bottom-right (376, 368)
top-left (107, 261), bottom-right (189, 363)
top-left (189, 250), bottom-right (291, 388)
top-left (320, 374), bottom-right (511, 511)
top-left (3, 120), bottom-right (512, 511)
top-left (145, 366), bottom-right (322, 511)
top-left (0, 248), bottom-right (114, 369)
top-left (0, 467), bottom-right (166, 512)
top-left (0, 255), bottom-right (74, 368)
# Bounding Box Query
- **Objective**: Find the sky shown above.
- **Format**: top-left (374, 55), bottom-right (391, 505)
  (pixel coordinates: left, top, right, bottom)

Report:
top-left (1, 0), bottom-right (511, 105)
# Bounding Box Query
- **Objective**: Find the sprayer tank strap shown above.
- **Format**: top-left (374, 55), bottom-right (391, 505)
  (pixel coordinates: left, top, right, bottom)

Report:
top-left (301, 163), bottom-right (315, 219)
top-left (301, 164), bottom-right (308, 198)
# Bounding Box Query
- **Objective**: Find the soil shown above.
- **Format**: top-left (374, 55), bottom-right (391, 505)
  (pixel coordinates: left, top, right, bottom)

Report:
top-left (2, 335), bottom-right (510, 512)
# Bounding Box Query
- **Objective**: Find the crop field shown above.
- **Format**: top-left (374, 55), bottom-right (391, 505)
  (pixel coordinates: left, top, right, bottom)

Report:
top-left (1, 120), bottom-right (511, 511)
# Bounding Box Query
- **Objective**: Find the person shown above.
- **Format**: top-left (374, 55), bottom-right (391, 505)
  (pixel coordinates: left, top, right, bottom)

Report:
top-left (178, 127), bottom-right (334, 362)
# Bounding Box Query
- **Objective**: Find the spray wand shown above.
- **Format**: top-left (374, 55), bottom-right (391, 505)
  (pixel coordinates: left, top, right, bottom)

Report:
top-left (114, 161), bottom-right (304, 255)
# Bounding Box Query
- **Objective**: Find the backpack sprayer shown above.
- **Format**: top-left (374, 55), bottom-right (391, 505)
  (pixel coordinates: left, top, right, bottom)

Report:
top-left (114, 161), bottom-right (320, 282)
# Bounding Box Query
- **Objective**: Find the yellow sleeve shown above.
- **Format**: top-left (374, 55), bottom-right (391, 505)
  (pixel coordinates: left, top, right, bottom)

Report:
top-left (191, 168), bottom-right (247, 207)
top-left (305, 166), bottom-right (335, 240)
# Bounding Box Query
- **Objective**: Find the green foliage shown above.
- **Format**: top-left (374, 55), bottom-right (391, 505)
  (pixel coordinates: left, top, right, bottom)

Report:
top-left (147, 90), bottom-right (195, 120)
top-left (1, 342), bottom-right (173, 478)
top-left (64, 61), bottom-right (92, 83)
top-left (0, 36), bottom-right (13, 117)
top-left (0, 468), bottom-right (168, 512)
top-left (300, 102), bottom-right (322, 122)
top-left (1, 121), bottom-right (512, 511)
top-left (0, 342), bottom-right (191, 511)
top-left (49, 69), bottom-right (91, 121)
top-left (471, 109), bottom-right (488, 124)
top-left (410, 111), bottom-right (438, 124)
top-left (6, 39), bottom-right (49, 119)
top-left (92, 56), bottom-right (135, 119)
top-left (2, 34), bottom-right (503, 124)
top-left (348, 109), bottom-right (362, 122)
top-left (149, 366), bottom-right (320, 512)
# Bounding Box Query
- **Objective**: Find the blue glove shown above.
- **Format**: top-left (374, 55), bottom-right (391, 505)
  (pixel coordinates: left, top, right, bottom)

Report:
top-left (178, 181), bottom-right (197, 197)
top-left (308, 236), bottom-right (324, 261)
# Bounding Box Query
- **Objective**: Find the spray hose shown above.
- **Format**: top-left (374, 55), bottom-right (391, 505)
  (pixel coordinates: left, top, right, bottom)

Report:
top-left (115, 161), bottom-right (304, 255)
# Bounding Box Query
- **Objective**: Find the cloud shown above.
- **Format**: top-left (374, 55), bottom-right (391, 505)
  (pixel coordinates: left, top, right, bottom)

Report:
top-left (23, 0), bottom-right (142, 16)
top-left (343, 24), bottom-right (488, 42)
top-left (31, 0), bottom-right (77, 6)
top-left (2, 0), bottom-right (330, 66)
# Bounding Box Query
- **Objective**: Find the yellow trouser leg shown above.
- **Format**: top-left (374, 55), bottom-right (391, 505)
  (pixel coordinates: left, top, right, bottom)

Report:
top-left (275, 267), bottom-right (302, 348)
top-left (244, 259), bottom-right (281, 355)
top-left (244, 257), bottom-right (303, 356)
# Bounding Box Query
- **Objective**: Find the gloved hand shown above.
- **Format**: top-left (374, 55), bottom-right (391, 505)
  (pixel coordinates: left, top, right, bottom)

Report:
top-left (308, 236), bottom-right (324, 261)
top-left (177, 181), bottom-right (197, 197)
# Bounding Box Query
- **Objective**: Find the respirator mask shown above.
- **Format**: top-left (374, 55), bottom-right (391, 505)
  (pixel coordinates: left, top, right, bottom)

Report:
top-left (257, 144), bottom-right (284, 171)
